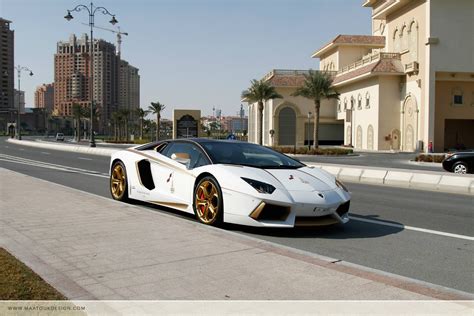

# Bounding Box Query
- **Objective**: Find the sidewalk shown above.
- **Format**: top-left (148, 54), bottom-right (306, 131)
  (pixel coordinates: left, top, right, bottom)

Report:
top-left (1, 168), bottom-right (472, 301)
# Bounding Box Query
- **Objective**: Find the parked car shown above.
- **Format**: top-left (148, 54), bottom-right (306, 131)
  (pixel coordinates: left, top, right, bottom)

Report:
top-left (55, 133), bottom-right (65, 141)
top-left (442, 151), bottom-right (474, 174)
top-left (109, 139), bottom-right (351, 227)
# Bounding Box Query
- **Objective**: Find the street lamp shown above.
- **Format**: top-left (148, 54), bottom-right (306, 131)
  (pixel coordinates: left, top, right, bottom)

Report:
top-left (307, 112), bottom-right (312, 150)
top-left (14, 66), bottom-right (33, 140)
top-left (64, 2), bottom-right (118, 147)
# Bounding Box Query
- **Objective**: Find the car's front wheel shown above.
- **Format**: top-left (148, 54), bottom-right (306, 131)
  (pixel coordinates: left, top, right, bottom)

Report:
top-left (110, 161), bottom-right (129, 201)
top-left (453, 162), bottom-right (468, 174)
top-left (194, 176), bottom-right (223, 226)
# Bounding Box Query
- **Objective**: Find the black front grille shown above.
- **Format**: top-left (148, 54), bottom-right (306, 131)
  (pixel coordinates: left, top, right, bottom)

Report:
top-left (258, 204), bottom-right (290, 221)
top-left (336, 201), bottom-right (350, 217)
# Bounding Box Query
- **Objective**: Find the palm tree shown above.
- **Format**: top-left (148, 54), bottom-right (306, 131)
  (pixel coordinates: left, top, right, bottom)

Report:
top-left (118, 108), bottom-right (131, 141)
top-left (148, 101), bottom-right (166, 141)
top-left (241, 79), bottom-right (282, 145)
top-left (111, 112), bottom-right (121, 141)
top-left (72, 103), bottom-right (83, 142)
top-left (292, 70), bottom-right (339, 149)
top-left (135, 108), bottom-right (149, 140)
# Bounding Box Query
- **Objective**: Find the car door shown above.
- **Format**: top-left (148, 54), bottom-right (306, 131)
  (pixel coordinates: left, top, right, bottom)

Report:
top-left (153, 141), bottom-right (211, 210)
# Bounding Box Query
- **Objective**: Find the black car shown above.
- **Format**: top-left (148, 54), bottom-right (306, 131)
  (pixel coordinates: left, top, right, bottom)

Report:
top-left (442, 151), bottom-right (474, 174)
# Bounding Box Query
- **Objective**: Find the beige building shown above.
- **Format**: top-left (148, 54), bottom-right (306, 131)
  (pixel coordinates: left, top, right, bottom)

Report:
top-left (315, 0), bottom-right (474, 152)
top-left (246, 0), bottom-right (474, 152)
top-left (246, 70), bottom-right (343, 147)
top-left (34, 83), bottom-right (54, 112)
top-left (172, 109), bottom-right (202, 139)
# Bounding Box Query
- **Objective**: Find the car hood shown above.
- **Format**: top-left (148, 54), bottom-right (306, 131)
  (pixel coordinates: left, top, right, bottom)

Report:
top-left (264, 168), bottom-right (336, 192)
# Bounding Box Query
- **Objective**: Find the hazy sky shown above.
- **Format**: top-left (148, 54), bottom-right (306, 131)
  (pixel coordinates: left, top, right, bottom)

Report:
top-left (1, 0), bottom-right (371, 119)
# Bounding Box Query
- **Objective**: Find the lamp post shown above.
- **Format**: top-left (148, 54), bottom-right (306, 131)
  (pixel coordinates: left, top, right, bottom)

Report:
top-left (307, 112), bottom-right (312, 150)
top-left (65, 2), bottom-right (118, 147)
top-left (14, 66), bottom-right (33, 140)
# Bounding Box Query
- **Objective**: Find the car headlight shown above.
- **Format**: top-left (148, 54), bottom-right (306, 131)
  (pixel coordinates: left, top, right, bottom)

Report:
top-left (335, 179), bottom-right (348, 192)
top-left (241, 177), bottom-right (275, 194)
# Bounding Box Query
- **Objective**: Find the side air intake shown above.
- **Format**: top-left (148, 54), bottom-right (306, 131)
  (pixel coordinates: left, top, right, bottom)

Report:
top-left (137, 159), bottom-right (155, 190)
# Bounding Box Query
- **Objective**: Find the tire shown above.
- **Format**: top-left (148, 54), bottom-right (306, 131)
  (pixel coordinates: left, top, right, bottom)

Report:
top-left (193, 176), bottom-right (223, 226)
top-left (110, 161), bottom-right (129, 201)
top-left (452, 162), bottom-right (468, 174)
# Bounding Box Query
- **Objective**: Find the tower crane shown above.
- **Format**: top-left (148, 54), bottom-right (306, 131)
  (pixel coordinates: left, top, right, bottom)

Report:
top-left (82, 23), bottom-right (128, 56)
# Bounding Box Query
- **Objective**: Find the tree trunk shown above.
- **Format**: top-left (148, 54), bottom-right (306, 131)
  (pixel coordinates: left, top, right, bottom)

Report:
top-left (76, 118), bottom-right (81, 142)
top-left (156, 114), bottom-right (160, 141)
top-left (140, 118), bottom-right (143, 140)
top-left (125, 119), bottom-right (129, 141)
top-left (258, 101), bottom-right (264, 145)
top-left (313, 100), bottom-right (321, 150)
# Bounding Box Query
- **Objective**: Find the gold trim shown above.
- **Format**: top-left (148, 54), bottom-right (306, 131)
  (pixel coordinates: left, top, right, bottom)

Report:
top-left (148, 201), bottom-right (189, 209)
top-left (195, 180), bottom-right (220, 224)
top-left (111, 163), bottom-right (126, 200)
top-left (249, 202), bottom-right (266, 220)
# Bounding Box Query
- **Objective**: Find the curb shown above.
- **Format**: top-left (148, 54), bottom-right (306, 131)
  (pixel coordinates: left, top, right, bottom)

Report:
top-left (308, 163), bottom-right (474, 195)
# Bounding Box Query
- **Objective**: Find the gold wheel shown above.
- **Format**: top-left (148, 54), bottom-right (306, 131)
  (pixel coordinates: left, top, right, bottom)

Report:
top-left (195, 178), bottom-right (221, 225)
top-left (110, 162), bottom-right (128, 201)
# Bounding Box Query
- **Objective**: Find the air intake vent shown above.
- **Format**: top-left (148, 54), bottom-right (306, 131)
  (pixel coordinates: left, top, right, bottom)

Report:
top-left (250, 203), bottom-right (290, 221)
top-left (137, 159), bottom-right (155, 190)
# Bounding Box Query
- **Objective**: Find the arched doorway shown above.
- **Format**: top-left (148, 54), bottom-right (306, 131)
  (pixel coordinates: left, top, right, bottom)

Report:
top-left (402, 95), bottom-right (418, 151)
top-left (367, 125), bottom-right (374, 150)
top-left (356, 125), bottom-right (362, 149)
top-left (278, 107), bottom-right (296, 146)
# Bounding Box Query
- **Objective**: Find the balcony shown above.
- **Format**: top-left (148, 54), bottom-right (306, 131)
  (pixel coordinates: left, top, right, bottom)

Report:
top-left (337, 52), bottom-right (400, 76)
top-left (262, 69), bottom-right (311, 81)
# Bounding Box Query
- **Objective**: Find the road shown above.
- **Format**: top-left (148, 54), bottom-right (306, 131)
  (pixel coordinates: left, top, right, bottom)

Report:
top-left (1, 136), bottom-right (473, 293)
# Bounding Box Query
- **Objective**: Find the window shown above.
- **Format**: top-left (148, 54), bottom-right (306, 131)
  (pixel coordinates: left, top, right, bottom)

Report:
top-left (350, 96), bottom-right (355, 110)
top-left (453, 95), bottom-right (463, 105)
top-left (337, 101), bottom-right (341, 112)
top-left (393, 29), bottom-right (400, 52)
top-left (357, 94), bottom-right (362, 110)
top-left (401, 25), bottom-right (408, 51)
top-left (344, 97), bottom-right (348, 111)
top-left (365, 92), bottom-right (370, 109)
top-left (161, 142), bottom-right (210, 169)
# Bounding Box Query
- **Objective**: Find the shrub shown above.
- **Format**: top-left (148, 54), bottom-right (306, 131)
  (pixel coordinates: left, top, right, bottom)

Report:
top-left (414, 154), bottom-right (444, 163)
top-left (271, 146), bottom-right (353, 156)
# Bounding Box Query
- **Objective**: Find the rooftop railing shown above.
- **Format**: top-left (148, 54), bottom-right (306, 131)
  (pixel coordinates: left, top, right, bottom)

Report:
top-left (337, 52), bottom-right (400, 75)
top-left (262, 69), bottom-right (338, 81)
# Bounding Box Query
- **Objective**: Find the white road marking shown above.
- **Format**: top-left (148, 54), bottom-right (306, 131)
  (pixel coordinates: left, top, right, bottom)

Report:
top-left (78, 157), bottom-right (93, 161)
top-left (19, 148), bottom-right (24, 151)
top-left (349, 216), bottom-right (474, 241)
top-left (41, 152), bottom-right (50, 155)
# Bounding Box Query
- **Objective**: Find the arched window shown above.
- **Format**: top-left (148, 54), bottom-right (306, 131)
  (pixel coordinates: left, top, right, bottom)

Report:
top-left (401, 25), bottom-right (408, 51)
top-left (393, 29), bottom-right (400, 52)
top-left (409, 21), bottom-right (418, 61)
top-left (350, 96), bottom-right (355, 110)
top-left (344, 97), bottom-right (348, 110)
top-left (365, 92), bottom-right (370, 108)
top-left (337, 101), bottom-right (341, 112)
top-left (357, 93), bottom-right (362, 110)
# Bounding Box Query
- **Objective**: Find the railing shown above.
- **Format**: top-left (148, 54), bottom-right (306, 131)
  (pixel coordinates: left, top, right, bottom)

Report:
top-left (262, 69), bottom-right (338, 81)
top-left (337, 52), bottom-right (400, 75)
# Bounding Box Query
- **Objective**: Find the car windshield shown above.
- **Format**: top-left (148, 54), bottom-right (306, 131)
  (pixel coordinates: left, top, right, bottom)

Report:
top-left (201, 141), bottom-right (304, 169)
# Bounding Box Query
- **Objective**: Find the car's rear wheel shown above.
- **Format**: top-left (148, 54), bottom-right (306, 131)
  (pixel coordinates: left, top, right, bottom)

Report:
top-left (194, 176), bottom-right (223, 226)
top-left (453, 162), bottom-right (468, 174)
top-left (110, 161), bottom-right (129, 201)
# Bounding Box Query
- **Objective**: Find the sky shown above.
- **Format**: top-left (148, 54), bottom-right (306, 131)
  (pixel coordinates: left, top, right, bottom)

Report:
top-left (0, 0), bottom-right (371, 119)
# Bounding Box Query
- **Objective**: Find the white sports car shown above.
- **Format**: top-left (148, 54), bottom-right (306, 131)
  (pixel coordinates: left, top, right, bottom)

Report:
top-left (109, 139), bottom-right (351, 227)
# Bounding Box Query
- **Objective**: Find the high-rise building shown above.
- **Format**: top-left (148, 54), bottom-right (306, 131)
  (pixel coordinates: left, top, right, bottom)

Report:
top-left (13, 89), bottom-right (25, 113)
top-left (118, 59), bottom-right (140, 110)
top-left (0, 18), bottom-right (14, 111)
top-left (54, 34), bottom-right (119, 131)
top-left (34, 83), bottom-right (54, 112)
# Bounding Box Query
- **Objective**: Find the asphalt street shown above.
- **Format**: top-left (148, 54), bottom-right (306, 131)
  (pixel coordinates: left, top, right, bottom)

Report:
top-left (1, 136), bottom-right (473, 293)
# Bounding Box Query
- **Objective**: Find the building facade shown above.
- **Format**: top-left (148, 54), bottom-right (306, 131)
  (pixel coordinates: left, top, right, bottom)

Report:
top-left (246, 70), bottom-right (343, 147)
top-left (34, 83), bottom-right (54, 112)
top-left (118, 59), bottom-right (140, 111)
top-left (54, 34), bottom-right (119, 132)
top-left (246, 0), bottom-right (473, 152)
top-left (314, 0), bottom-right (474, 152)
top-left (0, 18), bottom-right (14, 111)
top-left (13, 89), bottom-right (25, 113)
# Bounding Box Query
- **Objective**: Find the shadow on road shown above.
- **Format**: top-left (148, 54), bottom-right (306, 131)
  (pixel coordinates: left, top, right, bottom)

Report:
top-left (224, 213), bottom-right (404, 239)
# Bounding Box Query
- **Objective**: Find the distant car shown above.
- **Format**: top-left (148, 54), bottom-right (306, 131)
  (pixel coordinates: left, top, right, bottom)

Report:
top-left (55, 133), bottom-right (65, 141)
top-left (109, 139), bottom-right (351, 227)
top-left (442, 151), bottom-right (474, 174)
